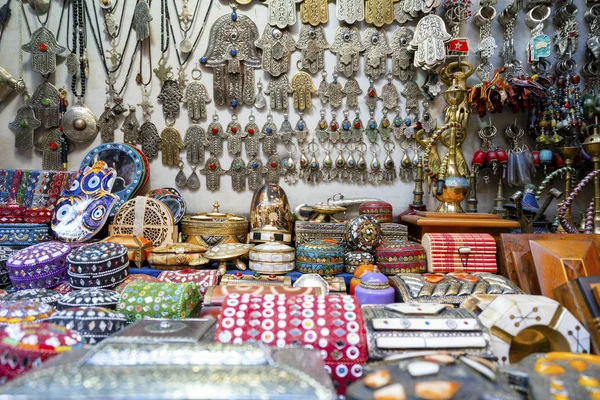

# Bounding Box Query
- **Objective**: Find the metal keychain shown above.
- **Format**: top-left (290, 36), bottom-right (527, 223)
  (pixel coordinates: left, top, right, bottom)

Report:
top-left (391, 27), bottom-right (415, 81)
top-left (200, 155), bottom-right (225, 191)
top-left (121, 105), bottom-right (140, 144)
top-left (159, 126), bottom-right (184, 166)
top-left (184, 66), bottom-right (211, 121)
top-left (255, 26), bottom-right (296, 76)
top-left (296, 25), bottom-right (329, 74)
top-left (266, 74), bottom-right (290, 111)
top-left (226, 114), bottom-right (243, 155)
top-left (330, 26), bottom-right (364, 78)
top-left (242, 112), bottom-right (263, 157)
top-left (363, 28), bottom-right (392, 80)
top-left (343, 77), bottom-right (362, 109)
top-left (207, 112), bottom-right (226, 156)
top-left (185, 124), bottom-right (207, 166)
top-left (228, 156), bottom-right (247, 192)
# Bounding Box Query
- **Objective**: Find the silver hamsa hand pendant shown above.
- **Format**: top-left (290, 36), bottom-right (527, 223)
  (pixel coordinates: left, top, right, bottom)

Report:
top-left (201, 156), bottom-right (226, 192)
top-left (255, 26), bottom-right (296, 76)
top-left (226, 115), bottom-right (243, 155)
top-left (30, 81), bottom-right (60, 128)
top-left (228, 156), bottom-right (247, 192)
top-left (265, 154), bottom-right (282, 185)
top-left (22, 27), bottom-right (66, 75)
top-left (330, 26), bottom-right (365, 78)
top-left (139, 121), bottom-right (161, 159)
top-left (184, 68), bottom-right (212, 122)
top-left (247, 156), bottom-right (264, 190)
top-left (362, 28), bottom-right (393, 80)
top-left (185, 124), bottom-right (207, 165)
top-left (9, 103), bottom-right (41, 151)
top-left (296, 25), bottom-right (329, 75)
top-left (261, 114), bottom-right (279, 155)
top-left (242, 115), bottom-right (263, 157)
top-left (121, 105), bottom-right (140, 144)
top-left (391, 27), bottom-right (415, 81)
top-left (98, 103), bottom-right (118, 143)
top-left (207, 114), bottom-right (226, 156)
top-left (158, 80), bottom-right (183, 121)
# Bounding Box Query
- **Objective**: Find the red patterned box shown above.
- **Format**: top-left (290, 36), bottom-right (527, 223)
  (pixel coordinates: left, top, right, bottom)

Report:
top-left (215, 294), bottom-right (368, 395)
top-left (422, 233), bottom-right (497, 273)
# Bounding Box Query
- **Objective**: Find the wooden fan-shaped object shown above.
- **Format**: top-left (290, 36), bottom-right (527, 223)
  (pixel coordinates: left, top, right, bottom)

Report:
top-left (109, 197), bottom-right (177, 247)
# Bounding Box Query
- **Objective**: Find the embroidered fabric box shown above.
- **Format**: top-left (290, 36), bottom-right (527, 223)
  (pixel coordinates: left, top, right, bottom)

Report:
top-left (358, 201), bottom-right (393, 223)
top-left (203, 285), bottom-right (321, 307)
top-left (6, 241), bottom-right (71, 290)
top-left (2, 288), bottom-right (62, 306)
top-left (380, 222), bottom-right (408, 242)
top-left (0, 223), bottom-right (51, 247)
top-left (0, 246), bottom-right (14, 287)
top-left (0, 300), bottom-right (55, 325)
top-left (0, 322), bottom-right (83, 383)
top-left (47, 307), bottom-right (127, 344)
top-left (67, 242), bottom-right (130, 289)
top-left (57, 288), bottom-right (120, 310)
top-left (422, 233), bottom-right (497, 273)
top-left (294, 221), bottom-right (346, 246)
top-left (215, 294), bottom-right (368, 396)
top-left (117, 281), bottom-right (202, 322)
top-left (157, 269), bottom-right (220, 295)
top-left (374, 240), bottom-right (427, 275)
top-left (296, 239), bottom-right (345, 275)
top-left (361, 303), bottom-right (493, 361)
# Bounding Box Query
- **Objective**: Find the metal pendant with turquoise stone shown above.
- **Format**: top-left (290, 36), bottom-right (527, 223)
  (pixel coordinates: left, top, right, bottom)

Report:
top-left (228, 156), bottom-right (247, 192)
top-left (9, 103), bottom-right (41, 150)
top-left (30, 81), bottom-right (60, 128)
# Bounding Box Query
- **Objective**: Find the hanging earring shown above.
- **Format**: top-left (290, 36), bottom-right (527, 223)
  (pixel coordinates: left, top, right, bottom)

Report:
top-left (399, 140), bottom-right (412, 181)
top-left (307, 140), bottom-right (321, 184)
top-left (369, 143), bottom-right (383, 184)
top-left (366, 111), bottom-right (379, 143)
top-left (352, 108), bottom-right (364, 142)
top-left (355, 142), bottom-right (368, 184)
top-left (343, 143), bottom-right (357, 181)
top-left (175, 161), bottom-right (188, 188)
top-left (383, 140), bottom-right (397, 182)
top-left (334, 143), bottom-right (346, 181)
top-left (187, 164), bottom-right (201, 190)
top-left (379, 109), bottom-right (392, 142)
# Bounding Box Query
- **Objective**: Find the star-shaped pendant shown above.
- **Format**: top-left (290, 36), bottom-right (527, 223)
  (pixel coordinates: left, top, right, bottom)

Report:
top-left (138, 89), bottom-right (154, 119)
top-left (153, 56), bottom-right (173, 83)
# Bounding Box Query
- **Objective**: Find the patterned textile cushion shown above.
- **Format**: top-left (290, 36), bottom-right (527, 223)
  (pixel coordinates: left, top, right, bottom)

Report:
top-left (6, 241), bottom-right (70, 289)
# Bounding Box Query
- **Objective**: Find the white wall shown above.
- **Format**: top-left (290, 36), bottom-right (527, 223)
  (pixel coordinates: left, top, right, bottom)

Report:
top-left (0, 0), bottom-right (588, 216)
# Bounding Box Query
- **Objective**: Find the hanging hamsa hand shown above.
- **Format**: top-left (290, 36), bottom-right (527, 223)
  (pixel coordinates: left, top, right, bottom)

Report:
top-left (391, 27), bottom-right (415, 81)
top-left (330, 26), bottom-right (365, 78)
top-left (9, 104), bottom-right (41, 151)
top-left (29, 81), bottom-right (60, 128)
top-left (158, 80), bottom-right (183, 121)
top-left (242, 115), bottom-right (263, 157)
top-left (228, 156), bottom-right (247, 192)
top-left (365, 0), bottom-right (399, 26)
top-left (299, 0), bottom-right (329, 26)
top-left (261, 114), bottom-right (279, 156)
top-left (185, 124), bottom-right (207, 165)
top-left (34, 128), bottom-right (62, 170)
top-left (202, 11), bottom-right (260, 107)
top-left (226, 116), bottom-right (244, 155)
top-left (342, 77), bottom-right (363, 109)
top-left (98, 103), bottom-right (118, 143)
top-left (184, 68), bottom-right (211, 122)
top-left (22, 27), bottom-right (66, 75)
top-left (291, 72), bottom-right (316, 111)
top-left (268, 0), bottom-right (299, 28)
top-left (121, 105), bottom-right (140, 144)
top-left (362, 28), bottom-right (393, 80)
top-left (159, 127), bottom-right (184, 166)
top-left (337, 0), bottom-right (365, 24)
top-left (409, 15), bottom-right (451, 70)
top-left (132, 0), bottom-right (152, 42)
top-left (266, 74), bottom-right (291, 111)
top-left (247, 156), bottom-right (264, 190)
top-left (139, 121), bottom-right (161, 159)
top-left (255, 27), bottom-right (296, 77)
top-left (296, 25), bottom-right (329, 74)
top-left (201, 156), bottom-right (226, 192)
top-left (207, 114), bottom-right (226, 156)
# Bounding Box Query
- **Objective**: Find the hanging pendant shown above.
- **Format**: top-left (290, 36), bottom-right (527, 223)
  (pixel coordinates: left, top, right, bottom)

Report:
top-left (201, 156), bottom-right (225, 192)
top-left (352, 111), bottom-right (364, 142)
top-left (365, 81), bottom-right (379, 111)
top-left (254, 80), bottom-right (267, 109)
top-left (175, 161), bottom-right (188, 188)
top-left (400, 145), bottom-right (412, 180)
top-left (153, 56), bottom-right (173, 84)
top-left (266, 74), bottom-right (290, 111)
top-left (30, 81), bottom-right (60, 128)
top-left (379, 113), bottom-right (392, 142)
top-left (344, 149), bottom-right (357, 181)
top-left (401, 80), bottom-right (422, 111)
top-left (207, 113), bottom-right (225, 156)
top-left (247, 156), bottom-right (264, 190)
top-left (132, 0), bottom-right (152, 42)
top-left (228, 156), bottom-right (247, 192)
top-left (315, 110), bottom-right (329, 143)
top-left (62, 100), bottom-right (98, 143)
top-left (34, 128), bottom-right (62, 170)
top-left (139, 121), bottom-right (161, 159)
top-left (29, 0), bottom-right (50, 14)
top-left (343, 78), bottom-right (362, 109)
top-left (328, 72), bottom-right (344, 109)
top-left (226, 115), bottom-right (243, 155)
top-left (283, 147), bottom-right (298, 184)
top-left (328, 112), bottom-right (340, 143)
top-left (365, 0), bottom-right (396, 27)
top-left (321, 146), bottom-right (335, 182)
top-left (9, 104), bottom-right (41, 151)
top-left (393, 108), bottom-right (404, 140)
top-left (255, 26), bottom-right (296, 76)
top-left (159, 126), bottom-right (184, 166)
top-left (262, 114), bottom-right (279, 155)
top-left (369, 144), bottom-right (383, 184)
top-left (383, 141), bottom-right (397, 182)
top-left (409, 15), bottom-right (451, 71)
top-left (98, 103), bottom-right (117, 142)
top-left (267, 0), bottom-right (298, 29)
top-left (104, 12), bottom-right (119, 38)
top-left (317, 72), bottom-right (329, 104)
top-left (158, 80), bottom-right (183, 121)
top-left (21, 26), bottom-right (66, 75)
top-left (265, 154), bottom-right (282, 184)
top-left (280, 113), bottom-right (295, 144)
top-left (66, 52), bottom-right (80, 76)
top-left (356, 144), bottom-right (368, 184)
top-left (337, 0), bottom-right (365, 24)
top-left (185, 124), bottom-right (207, 165)
top-left (299, 0), bottom-right (328, 26)
top-left (333, 146), bottom-right (345, 181)
top-left (184, 67), bottom-right (212, 121)
top-left (291, 71), bottom-right (315, 111)
top-left (331, 26), bottom-right (364, 78)
top-left (202, 12), bottom-right (260, 107)
top-left (391, 27), bottom-right (415, 82)
top-left (180, 36), bottom-right (193, 53)
top-left (381, 76), bottom-right (399, 110)
top-left (362, 28), bottom-right (392, 80)
top-left (366, 115), bottom-right (379, 143)
top-left (295, 115), bottom-right (309, 143)
top-left (296, 25), bottom-right (329, 74)
top-left (242, 114), bottom-right (262, 157)
top-left (187, 165), bottom-right (201, 190)
top-left (121, 105), bottom-right (140, 144)
top-left (341, 110), bottom-right (353, 143)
